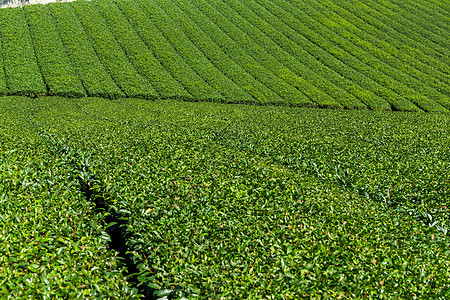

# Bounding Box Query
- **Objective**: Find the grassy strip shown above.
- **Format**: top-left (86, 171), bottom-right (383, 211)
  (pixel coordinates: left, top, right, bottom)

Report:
top-left (0, 8), bottom-right (46, 97)
top-left (216, 0), bottom-right (366, 109)
top-left (71, 0), bottom-right (157, 99)
top-left (130, 0), bottom-right (254, 103)
top-left (92, 0), bottom-right (190, 100)
top-left (280, 0), bottom-right (449, 112)
top-left (171, 0), bottom-right (314, 107)
top-left (191, 0), bottom-right (337, 108)
top-left (48, 3), bottom-right (124, 99)
top-left (112, 0), bottom-right (223, 101)
top-left (152, 0), bottom-right (282, 104)
top-left (24, 5), bottom-right (86, 98)
top-left (0, 96), bottom-right (138, 298)
top-left (248, 0), bottom-right (419, 111)
top-left (37, 97), bottom-right (450, 298)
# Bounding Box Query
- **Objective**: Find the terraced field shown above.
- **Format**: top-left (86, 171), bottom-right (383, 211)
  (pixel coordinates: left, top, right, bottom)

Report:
top-left (0, 0), bottom-right (448, 111)
top-left (1, 0), bottom-right (449, 298)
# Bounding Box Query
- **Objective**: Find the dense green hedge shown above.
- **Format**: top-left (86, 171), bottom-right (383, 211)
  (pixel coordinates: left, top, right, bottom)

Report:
top-left (131, 0), bottom-right (254, 103)
top-left (0, 8), bottom-right (46, 96)
top-left (0, 0), bottom-right (447, 111)
top-left (191, 0), bottom-right (340, 108)
top-left (276, 0), bottom-right (449, 112)
top-left (313, 0), bottom-right (450, 98)
top-left (153, 0), bottom-right (283, 104)
top-left (112, 0), bottom-right (223, 101)
top-left (217, 0), bottom-right (367, 109)
top-left (179, 0), bottom-right (317, 107)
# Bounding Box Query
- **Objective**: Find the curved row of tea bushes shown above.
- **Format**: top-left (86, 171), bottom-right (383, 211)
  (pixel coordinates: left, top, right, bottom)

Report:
top-left (71, 0), bottom-right (157, 99)
top-left (152, 0), bottom-right (283, 104)
top-left (109, 0), bottom-right (223, 101)
top-left (0, 8), bottom-right (45, 96)
top-left (0, 0), bottom-right (448, 111)
top-left (331, 0), bottom-right (449, 74)
top-left (313, 0), bottom-right (450, 97)
top-left (238, 0), bottom-right (393, 110)
top-left (361, 0), bottom-right (449, 56)
top-left (92, 0), bottom-right (191, 100)
top-left (48, 3), bottom-right (125, 99)
top-left (24, 5), bottom-right (86, 98)
top-left (278, 0), bottom-right (449, 112)
top-left (131, 0), bottom-right (255, 103)
top-left (0, 36), bottom-right (6, 95)
top-left (220, 0), bottom-right (378, 110)
top-left (191, 0), bottom-right (341, 108)
top-left (264, 1), bottom-right (419, 111)
top-left (171, 0), bottom-right (315, 107)
top-left (393, 0), bottom-right (449, 29)
top-left (31, 97), bottom-right (450, 299)
top-left (212, 0), bottom-right (366, 109)
top-left (379, 0), bottom-right (449, 47)
top-left (0, 97), bottom-right (139, 299)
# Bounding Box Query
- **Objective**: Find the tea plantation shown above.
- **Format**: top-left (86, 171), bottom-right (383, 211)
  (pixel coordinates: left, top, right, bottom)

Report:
top-left (0, 0), bottom-right (449, 110)
top-left (1, 96), bottom-right (449, 298)
top-left (1, 0), bottom-right (449, 298)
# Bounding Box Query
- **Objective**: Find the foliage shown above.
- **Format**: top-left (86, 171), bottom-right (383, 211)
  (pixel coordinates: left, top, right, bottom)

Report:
top-left (0, 8), bottom-right (46, 96)
top-left (71, 0), bottom-right (158, 99)
top-left (24, 4), bottom-right (86, 98)
top-left (0, 0), bottom-right (447, 111)
top-left (28, 96), bottom-right (450, 299)
top-left (0, 97), bottom-right (139, 298)
top-left (49, 2), bottom-right (125, 99)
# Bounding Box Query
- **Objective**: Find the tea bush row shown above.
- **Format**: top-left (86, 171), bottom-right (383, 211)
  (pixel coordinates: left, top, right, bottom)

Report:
top-left (331, 0), bottom-right (449, 75)
top-left (92, 0), bottom-right (191, 100)
top-left (110, 0), bottom-right (223, 101)
top-left (260, 0), bottom-right (422, 112)
top-left (24, 5), bottom-right (86, 98)
top-left (0, 8), bottom-right (45, 96)
top-left (166, 0), bottom-right (314, 107)
top-left (276, 0), bottom-right (449, 112)
top-left (214, 0), bottom-right (367, 109)
top-left (313, 0), bottom-right (450, 98)
top-left (237, 0), bottom-right (393, 110)
top-left (191, 0), bottom-right (340, 108)
top-left (362, 0), bottom-right (449, 56)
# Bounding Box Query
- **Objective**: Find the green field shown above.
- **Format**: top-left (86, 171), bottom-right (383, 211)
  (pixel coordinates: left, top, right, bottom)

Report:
top-left (0, 0), bottom-right (449, 110)
top-left (1, 0), bottom-right (449, 298)
top-left (1, 96), bottom-right (449, 298)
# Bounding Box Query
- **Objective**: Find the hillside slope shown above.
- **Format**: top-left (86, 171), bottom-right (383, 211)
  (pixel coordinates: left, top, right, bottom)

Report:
top-left (0, 0), bottom-right (448, 111)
